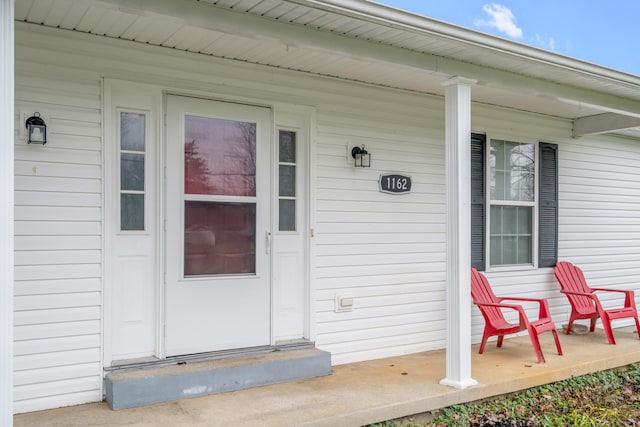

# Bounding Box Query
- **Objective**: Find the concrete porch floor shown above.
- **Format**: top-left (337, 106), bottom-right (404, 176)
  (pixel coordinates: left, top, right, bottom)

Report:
top-left (15, 326), bottom-right (640, 427)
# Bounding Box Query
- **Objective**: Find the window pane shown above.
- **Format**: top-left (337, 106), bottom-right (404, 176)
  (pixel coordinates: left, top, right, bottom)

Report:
top-left (279, 199), bottom-right (296, 231)
top-left (490, 205), bottom-right (503, 234)
top-left (502, 236), bottom-right (518, 265)
top-left (503, 205), bottom-right (518, 235)
top-left (121, 153), bottom-right (145, 191)
top-left (518, 207), bottom-right (533, 234)
top-left (121, 113), bottom-right (145, 152)
top-left (184, 201), bottom-right (256, 276)
top-left (490, 139), bottom-right (534, 202)
top-left (279, 165), bottom-right (296, 197)
top-left (493, 170), bottom-right (506, 200)
top-left (184, 115), bottom-right (256, 197)
top-left (490, 236), bottom-right (502, 265)
top-left (279, 131), bottom-right (296, 163)
top-left (490, 205), bottom-right (533, 266)
top-left (121, 194), bottom-right (144, 231)
top-left (518, 236), bottom-right (532, 264)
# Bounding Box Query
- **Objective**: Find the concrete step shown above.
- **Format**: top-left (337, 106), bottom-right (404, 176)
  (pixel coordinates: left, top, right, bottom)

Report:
top-left (104, 347), bottom-right (331, 410)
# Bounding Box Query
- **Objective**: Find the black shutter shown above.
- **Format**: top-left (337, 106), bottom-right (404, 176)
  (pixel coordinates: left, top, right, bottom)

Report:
top-left (538, 142), bottom-right (558, 267)
top-left (470, 133), bottom-right (486, 271)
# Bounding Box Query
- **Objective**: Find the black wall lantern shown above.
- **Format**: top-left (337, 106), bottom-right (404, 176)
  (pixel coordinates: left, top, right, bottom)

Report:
top-left (25, 112), bottom-right (47, 145)
top-left (351, 144), bottom-right (371, 168)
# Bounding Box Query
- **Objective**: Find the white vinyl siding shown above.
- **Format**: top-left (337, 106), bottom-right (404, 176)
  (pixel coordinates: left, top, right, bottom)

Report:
top-left (558, 136), bottom-right (640, 282)
top-left (314, 96), bottom-right (448, 364)
top-left (13, 34), bottom-right (102, 413)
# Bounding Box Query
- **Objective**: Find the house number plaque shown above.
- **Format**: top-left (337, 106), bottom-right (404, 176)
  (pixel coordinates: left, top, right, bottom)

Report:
top-left (379, 174), bottom-right (412, 194)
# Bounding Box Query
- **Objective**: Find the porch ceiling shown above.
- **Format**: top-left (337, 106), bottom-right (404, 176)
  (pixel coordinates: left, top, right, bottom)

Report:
top-left (15, 0), bottom-right (640, 136)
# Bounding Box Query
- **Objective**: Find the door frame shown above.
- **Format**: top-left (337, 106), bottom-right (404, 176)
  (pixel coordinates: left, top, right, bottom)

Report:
top-left (104, 83), bottom-right (316, 365)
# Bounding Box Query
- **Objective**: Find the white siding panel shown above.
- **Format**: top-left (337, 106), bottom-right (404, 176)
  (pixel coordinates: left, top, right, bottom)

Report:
top-left (560, 135), bottom-right (640, 283)
top-left (15, 235), bottom-right (101, 251)
top-left (15, 30), bottom-right (103, 413)
top-left (14, 335), bottom-right (100, 356)
top-left (15, 362), bottom-right (100, 386)
top-left (14, 376), bottom-right (100, 405)
top-left (15, 176), bottom-right (101, 193)
top-left (14, 347), bottom-right (100, 368)
top-left (14, 278), bottom-right (101, 296)
top-left (313, 90), bottom-right (448, 365)
top-left (15, 292), bottom-right (101, 311)
top-left (15, 191), bottom-right (101, 207)
top-left (15, 222), bottom-right (101, 236)
top-left (15, 320), bottom-right (100, 341)
top-left (15, 161), bottom-right (101, 179)
top-left (15, 206), bottom-right (100, 221)
top-left (14, 264), bottom-right (100, 281)
top-left (15, 307), bottom-right (101, 326)
top-left (15, 249), bottom-right (101, 265)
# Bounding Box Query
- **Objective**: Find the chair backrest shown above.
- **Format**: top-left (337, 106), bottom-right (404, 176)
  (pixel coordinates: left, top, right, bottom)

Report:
top-left (471, 268), bottom-right (499, 304)
top-left (471, 268), bottom-right (505, 325)
top-left (554, 261), bottom-right (594, 308)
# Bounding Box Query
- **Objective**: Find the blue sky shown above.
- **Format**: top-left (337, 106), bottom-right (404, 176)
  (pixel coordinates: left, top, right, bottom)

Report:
top-left (377, 1), bottom-right (640, 76)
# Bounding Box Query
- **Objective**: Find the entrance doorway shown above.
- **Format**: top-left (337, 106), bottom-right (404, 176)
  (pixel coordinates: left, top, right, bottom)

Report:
top-left (164, 95), bottom-right (272, 356)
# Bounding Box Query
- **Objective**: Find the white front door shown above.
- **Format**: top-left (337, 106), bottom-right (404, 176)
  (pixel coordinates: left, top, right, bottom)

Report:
top-left (164, 95), bottom-right (272, 356)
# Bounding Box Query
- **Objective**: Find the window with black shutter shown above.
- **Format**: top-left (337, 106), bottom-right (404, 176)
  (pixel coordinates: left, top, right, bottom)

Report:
top-left (470, 135), bottom-right (558, 270)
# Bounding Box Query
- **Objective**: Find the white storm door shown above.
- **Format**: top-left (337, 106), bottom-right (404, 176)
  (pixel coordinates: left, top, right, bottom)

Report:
top-left (165, 95), bottom-right (272, 356)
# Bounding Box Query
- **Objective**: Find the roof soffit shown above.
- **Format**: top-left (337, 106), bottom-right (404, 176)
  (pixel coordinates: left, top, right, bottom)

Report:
top-left (15, 0), bottom-right (640, 122)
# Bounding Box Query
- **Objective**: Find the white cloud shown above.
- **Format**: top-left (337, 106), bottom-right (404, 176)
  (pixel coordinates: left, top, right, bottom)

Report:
top-left (533, 33), bottom-right (556, 51)
top-left (474, 4), bottom-right (523, 39)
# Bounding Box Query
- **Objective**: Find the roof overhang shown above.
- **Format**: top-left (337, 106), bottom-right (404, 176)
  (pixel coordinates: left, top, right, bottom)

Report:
top-left (15, 0), bottom-right (640, 137)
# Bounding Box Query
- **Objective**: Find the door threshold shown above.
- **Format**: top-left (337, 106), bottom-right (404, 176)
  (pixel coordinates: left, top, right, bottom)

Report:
top-left (106, 340), bottom-right (315, 372)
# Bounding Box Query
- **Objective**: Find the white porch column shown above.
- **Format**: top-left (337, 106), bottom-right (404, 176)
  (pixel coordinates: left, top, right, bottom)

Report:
top-left (0, 0), bottom-right (15, 424)
top-left (440, 77), bottom-right (478, 389)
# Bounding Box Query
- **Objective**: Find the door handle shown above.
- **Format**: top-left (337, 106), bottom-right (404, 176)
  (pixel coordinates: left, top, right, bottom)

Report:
top-left (265, 230), bottom-right (272, 254)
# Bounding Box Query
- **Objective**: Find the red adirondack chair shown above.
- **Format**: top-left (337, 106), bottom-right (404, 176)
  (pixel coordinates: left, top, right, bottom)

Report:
top-left (554, 261), bottom-right (640, 344)
top-left (471, 268), bottom-right (563, 363)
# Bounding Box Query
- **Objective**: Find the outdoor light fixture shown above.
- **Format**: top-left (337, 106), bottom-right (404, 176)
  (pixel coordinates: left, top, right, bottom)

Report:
top-left (351, 144), bottom-right (371, 168)
top-left (25, 112), bottom-right (47, 145)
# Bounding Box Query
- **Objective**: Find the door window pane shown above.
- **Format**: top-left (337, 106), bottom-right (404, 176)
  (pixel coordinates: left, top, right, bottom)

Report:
top-left (184, 115), bottom-right (256, 197)
top-left (121, 194), bottom-right (144, 231)
top-left (121, 113), bottom-right (145, 151)
top-left (279, 165), bottom-right (296, 197)
top-left (184, 201), bottom-right (256, 276)
top-left (279, 131), bottom-right (296, 163)
top-left (121, 153), bottom-right (145, 191)
top-left (279, 199), bottom-right (295, 231)
top-left (120, 112), bottom-right (145, 231)
top-left (278, 130), bottom-right (296, 231)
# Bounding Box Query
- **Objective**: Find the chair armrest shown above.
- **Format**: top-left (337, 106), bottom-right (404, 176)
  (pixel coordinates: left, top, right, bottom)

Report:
top-left (476, 301), bottom-right (522, 309)
top-left (497, 297), bottom-right (552, 320)
top-left (590, 287), bottom-right (633, 295)
top-left (590, 288), bottom-right (636, 308)
top-left (561, 289), bottom-right (596, 297)
top-left (475, 301), bottom-right (534, 326)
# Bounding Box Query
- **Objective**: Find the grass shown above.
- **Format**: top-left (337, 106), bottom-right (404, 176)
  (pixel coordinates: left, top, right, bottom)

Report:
top-left (367, 363), bottom-right (640, 426)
